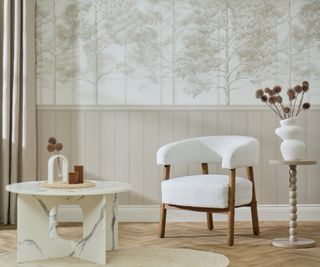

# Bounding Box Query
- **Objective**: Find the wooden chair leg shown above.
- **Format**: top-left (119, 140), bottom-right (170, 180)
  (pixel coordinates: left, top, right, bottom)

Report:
top-left (159, 165), bottom-right (170, 238)
top-left (228, 209), bottom-right (235, 246)
top-left (206, 213), bottom-right (214, 230)
top-left (202, 163), bottom-right (214, 230)
top-left (247, 166), bottom-right (260, 235)
top-left (159, 203), bottom-right (167, 238)
top-left (227, 168), bottom-right (236, 246)
top-left (251, 202), bottom-right (259, 235)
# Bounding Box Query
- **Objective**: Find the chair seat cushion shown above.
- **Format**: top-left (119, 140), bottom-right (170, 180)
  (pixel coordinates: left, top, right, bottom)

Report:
top-left (161, 174), bottom-right (252, 209)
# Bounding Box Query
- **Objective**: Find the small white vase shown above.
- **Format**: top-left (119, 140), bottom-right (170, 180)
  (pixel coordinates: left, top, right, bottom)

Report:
top-left (275, 117), bottom-right (305, 160)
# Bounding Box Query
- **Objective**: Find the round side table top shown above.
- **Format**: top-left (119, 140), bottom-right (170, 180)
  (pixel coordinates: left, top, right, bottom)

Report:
top-left (269, 159), bottom-right (317, 166)
top-left (6, 180), bottom-right (133, 196)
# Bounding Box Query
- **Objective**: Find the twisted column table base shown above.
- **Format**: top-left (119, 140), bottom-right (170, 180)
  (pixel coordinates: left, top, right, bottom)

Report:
top-left (271, 164), bottom-right (316, 248)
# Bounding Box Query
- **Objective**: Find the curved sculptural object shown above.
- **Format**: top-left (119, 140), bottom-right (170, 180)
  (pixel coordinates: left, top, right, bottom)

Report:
top-left (47, 154), bottom-right (68, 184)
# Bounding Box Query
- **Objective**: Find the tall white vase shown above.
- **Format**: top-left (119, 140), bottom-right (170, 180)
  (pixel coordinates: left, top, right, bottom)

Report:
top-left (275, 117), bottom-right (305, 160)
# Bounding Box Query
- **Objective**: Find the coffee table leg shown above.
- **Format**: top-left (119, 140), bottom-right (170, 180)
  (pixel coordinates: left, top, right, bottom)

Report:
top-left (17, 195), bottom-right (107, 264)
top-left (71, 195), bottom-right (107, 264)
top-left (272, 165), bottom-right (315, 248)
top-left (106, 194), bottom-right (118, 251)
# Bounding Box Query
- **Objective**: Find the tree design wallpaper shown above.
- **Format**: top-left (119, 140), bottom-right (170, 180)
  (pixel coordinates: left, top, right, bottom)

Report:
top-left (36, 0), bottom-right (320, 106)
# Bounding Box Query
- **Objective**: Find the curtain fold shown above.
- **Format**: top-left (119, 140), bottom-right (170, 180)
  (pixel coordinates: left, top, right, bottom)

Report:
top-left (0, 0), bottom-right (36, 224)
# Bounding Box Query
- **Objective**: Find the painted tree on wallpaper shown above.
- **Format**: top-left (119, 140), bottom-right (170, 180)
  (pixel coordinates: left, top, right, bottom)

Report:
top-left (36, 0), bottom-right (320, 105)
top-left (76, 0), bottom-right (125, 104)
top-left (291, 0), bottom-right (320, 90)
top-left (36, 0), bottom-right (79, 104)
top-left (36, 0), bottom-right (54, 104)
top-left (179, 0), bottom-right (281, 104)
top-left (128, 9), bottom-right (163, 101)
top-left (235, 1), bottom-right (280, 88)
top-left (131, 0), bottom-right (189, 104)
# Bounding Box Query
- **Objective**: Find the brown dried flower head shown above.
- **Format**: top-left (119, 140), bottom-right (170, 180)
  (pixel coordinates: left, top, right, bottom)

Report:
top-left (302, 102), bottom-right (311, 110)
top-left (273, 85), bottom-right (282, 94)
top-left (56, 143), bottom-right (63, 151)
top-left (294, 85), bottom-right (302, 94)
top-left (260, 95), bottom-right (268, 103)
top-left (275, 95), bottom-right (282, 103)
top-left (302, 81), bottom-right (309, 92)
top-left (256, 89), bottom-right (264, 99)
top-left (268, 96), bottom-right (277, 104)
top-left (47, 144), bottom-right (56, 153)
top-left (48, 137), bottom-right (57, 144)
top-left (264, 87), bottom-right (272, 94)
top-left (283, 106), bottom-right (291, 114)
top-left (287, 88), bottom-right (296, 100)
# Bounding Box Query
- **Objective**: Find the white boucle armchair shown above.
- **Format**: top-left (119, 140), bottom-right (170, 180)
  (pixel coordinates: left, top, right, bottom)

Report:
top-left (157, 136), bottom-right (260, 246)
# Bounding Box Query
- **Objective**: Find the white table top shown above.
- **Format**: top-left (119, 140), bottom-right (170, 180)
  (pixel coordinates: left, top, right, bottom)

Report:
top-left (269, 159), bottom-right (317, 166)
top-left (6, 180), bottom-right (133, 196)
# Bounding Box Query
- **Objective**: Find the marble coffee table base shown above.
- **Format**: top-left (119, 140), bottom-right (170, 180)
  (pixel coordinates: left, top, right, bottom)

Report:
top-left (17, 194), bottom-right (118, 264)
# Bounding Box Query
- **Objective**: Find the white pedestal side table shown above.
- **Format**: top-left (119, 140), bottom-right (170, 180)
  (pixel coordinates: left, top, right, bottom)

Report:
top-left (269, 160), bottom-right (317, 248)
top-left (6, 180), bottom-right (132, 264)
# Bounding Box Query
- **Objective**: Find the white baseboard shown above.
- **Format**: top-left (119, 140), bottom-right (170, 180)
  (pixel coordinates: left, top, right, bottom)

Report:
top-left (57, 204), bottom-right (320, 222)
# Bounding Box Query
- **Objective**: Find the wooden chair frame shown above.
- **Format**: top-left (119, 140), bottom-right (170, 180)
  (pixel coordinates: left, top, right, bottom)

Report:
top-left (159, 163), bottom-right (259, 246)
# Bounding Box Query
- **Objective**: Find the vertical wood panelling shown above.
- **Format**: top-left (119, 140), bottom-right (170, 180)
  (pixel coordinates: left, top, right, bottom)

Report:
top-left (307, 111), bottom-right (320, 203)
top-left (129, 112), bottom-right (144, 204)
top-left (70, 111), bottom-right (85, 174)
top-left (231, 111), bottom-right (247, 178)
top-left (296, 112), bottom-right (307, 203)
top-left (247, 112), bottom-right (263, 203)
top-left (173, 112), bottom-right (189, 178)
top-left (158, 112), bottom-right (174, 201)
top-left (188, 112), bottom-right (203, 175)
top-left (55, 111), bottom-right (71, 167)
top-left (231, 111), bottom-right (247, 135)
top-left (261, 112), bottom-right (277, 204)
top-left (114, 112), bottom-right (130, 204)
top-left (217, 111), bottom-right (232, 135)
top-left (83, 112), bottom-right (100, 180)
top-left (143, 112), bottom-right (159, 204)
top-left (203, 111), bottom-right (219, 174)
top-left (36, 109), bottom-right (320, 205)
top-left (37, 111), bottom-right (56, 179)
top-left (101, 112), bottom-right (115, 181)
top-left (217, 111), bottom-right (232, 175)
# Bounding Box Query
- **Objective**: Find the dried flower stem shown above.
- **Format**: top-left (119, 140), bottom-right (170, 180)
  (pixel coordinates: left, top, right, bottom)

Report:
top-left (296, 92), bottom-right (305, 116)
top-left (56, 151), bottom-right (62, 176)
top-left (291, 97), bottom-right (297, 117)
top-left (275, 93), bottom-right (286, 115)
top-left (273, 104), bottom-right (284, 119)
top-left (266, 103), bottom-right (282, 119)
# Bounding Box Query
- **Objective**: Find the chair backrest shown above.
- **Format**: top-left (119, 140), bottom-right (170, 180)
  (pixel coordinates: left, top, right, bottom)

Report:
top-left (157, 136), bottom-right (259, 169)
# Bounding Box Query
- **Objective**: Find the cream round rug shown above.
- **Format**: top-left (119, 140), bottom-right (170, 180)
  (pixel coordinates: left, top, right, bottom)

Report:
top-left (0, 248), bottom-right (229, 267)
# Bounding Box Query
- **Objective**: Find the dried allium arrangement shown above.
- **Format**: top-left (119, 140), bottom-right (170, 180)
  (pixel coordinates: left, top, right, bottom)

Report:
top-left (255, 81), bottom-right (311, 119)
top-left (47, 137), bottom-right (64, 177)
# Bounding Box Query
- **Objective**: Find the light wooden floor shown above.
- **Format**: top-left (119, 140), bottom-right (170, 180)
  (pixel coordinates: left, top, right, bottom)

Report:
top-left (1, 222), bottom-right (320, 266)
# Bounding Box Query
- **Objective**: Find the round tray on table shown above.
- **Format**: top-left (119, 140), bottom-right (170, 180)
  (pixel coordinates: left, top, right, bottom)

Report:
top-left (40, 180), bottom-right (96, 189)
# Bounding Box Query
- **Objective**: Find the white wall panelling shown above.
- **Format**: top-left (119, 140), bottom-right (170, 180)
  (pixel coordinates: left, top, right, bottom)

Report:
top-left (58, 205), bottom-right (320, 223)
top-left (37, 107), bottom-right (320, 205)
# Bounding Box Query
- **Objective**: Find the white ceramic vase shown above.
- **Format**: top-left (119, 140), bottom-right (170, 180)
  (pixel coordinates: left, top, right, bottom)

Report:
top-left (275, 117), bottom-right (305, 160)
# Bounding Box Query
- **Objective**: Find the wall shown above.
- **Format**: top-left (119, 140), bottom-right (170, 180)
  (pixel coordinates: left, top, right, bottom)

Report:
top-left (35, 0), bottom-right (320, 213)
top-left (37, 106), bottom-right (320, 205)
top-left (36, 0), bottom-right (320, 106)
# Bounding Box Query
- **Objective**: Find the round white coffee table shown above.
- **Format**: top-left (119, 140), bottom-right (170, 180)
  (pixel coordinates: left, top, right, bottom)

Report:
top-left (6, 180), bottom-right (132, 264)
top-left (269, 160), bottom-right (317, 248)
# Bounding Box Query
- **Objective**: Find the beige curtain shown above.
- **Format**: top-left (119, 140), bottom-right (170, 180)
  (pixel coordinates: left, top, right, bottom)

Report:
top-left (0, 0), bottom-right (36, 224)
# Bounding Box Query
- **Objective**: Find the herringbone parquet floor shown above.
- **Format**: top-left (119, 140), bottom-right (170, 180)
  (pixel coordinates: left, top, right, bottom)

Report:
top-left (1, 221), bottom-right (319, 266)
